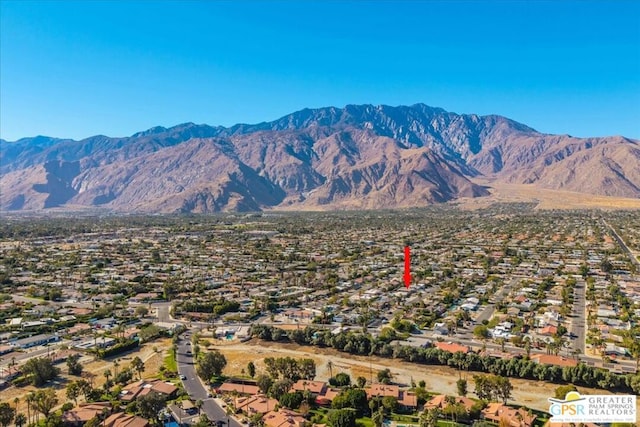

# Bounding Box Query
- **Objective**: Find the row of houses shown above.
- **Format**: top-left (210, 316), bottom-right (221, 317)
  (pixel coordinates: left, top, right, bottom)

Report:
top-left (63, 402), bottom-right (149, 427)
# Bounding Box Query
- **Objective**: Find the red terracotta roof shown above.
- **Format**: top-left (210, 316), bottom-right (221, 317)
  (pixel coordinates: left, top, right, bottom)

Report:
top-left (434, 341), bottom-right (470, 354)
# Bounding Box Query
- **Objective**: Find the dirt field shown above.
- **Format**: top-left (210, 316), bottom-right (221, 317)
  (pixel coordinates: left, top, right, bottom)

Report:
top-left (1, 339), bottom-right (170, 418)
top-left (456, 180), bottom-right (640, 210)
top-left (214, 339), bottom-right (639, 415)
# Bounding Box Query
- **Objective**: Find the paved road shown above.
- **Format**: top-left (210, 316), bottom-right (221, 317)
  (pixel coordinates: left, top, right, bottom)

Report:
top-left (475, 278), bottom-right (517, 324)
top-left (153, 302), bottom-right (175, 323)
top-left (603, 219), bottom-right (640, 269)
top-left (176, 333), bottom-right (241, 427)
top-left (570, 280), bottom-right (586, 355)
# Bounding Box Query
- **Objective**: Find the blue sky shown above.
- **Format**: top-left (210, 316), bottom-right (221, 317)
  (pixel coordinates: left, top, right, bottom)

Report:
top-left (1, 0), bottom-right (639, 141)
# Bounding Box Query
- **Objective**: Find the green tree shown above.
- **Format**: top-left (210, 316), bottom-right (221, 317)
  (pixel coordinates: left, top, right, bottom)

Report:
top-left (14, 413), bottom-right (27, 427)
top-left (494, 376), bottom-right (513, 404)
top-left (473, 324), bottom-right (490, 340)
top-left (377, 368), bottom-right (392, 384)
top-left (279, 391), bottom-right (304, 409)
top-left (67, 354), bottom-right (83, 376)
top-left (419, 408), bottom-right (439, 427)
top-left (193, 415), bottom-right (211, 427)
top-left (247, 361), bottom-right (256, 378)
top-left (554, 384), bottom-right (578, 400)
top-left (23, 357), bottom-right (60, 386)
top-left (628, 374), bottom-right (640, 394)
top-left (33, 389), bottom-right (58, 419)
top-left (44, 412), bottom-right (63, 427)
top-left (131, 356), bottom-right (145, 379)
top-left (115, 368), bottom-right (133, 385)
top-left (299, 358), bottom-right (316, 380)
top-left (381, 396), bottom-right (398, 414)
top-left (196, 350), bottom-right (227, 381)
top-left (138, 392), bottom-right (165, 423)
top-left (356, 376), bottom-right (367, 388)
top-left (77, 379), bottom-right (93, 401)
top-left (0, 402), bottom-right (15, 427)
top-left (456, 378), bottom-right (468, 397)
top-left (473, 374), bottom-right (493, 401)
top-left (66, 381), bottom-right (81, 405)
top-left (330, 372), bottom-right (351, 387)
top-left (372, 409), bottom-right (384, 427)
top-left (135, 305), bottom-right (149, 317)
top-left (103, 369), bottom-right (113, 390)
top-left (332, 388), bottom-right (369, 417)
top-left (269, 379), bottom-right (294, 400)
top-left (257, 375), bottom-right (274, 394)
top-left (327, 409), bottom-right (356, 427)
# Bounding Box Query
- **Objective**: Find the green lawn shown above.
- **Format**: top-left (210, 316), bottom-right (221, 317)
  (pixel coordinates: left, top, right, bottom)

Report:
top-left (356, 417), bottom-right (374, 427)
top-left (164, 351), bottom-right (177, 373)
top-left (309, 408), bottom-right (329, 424)
top-left (436, 421), bottom-right (467, 427)
top-left (388, 414), bottom-right (419, 423)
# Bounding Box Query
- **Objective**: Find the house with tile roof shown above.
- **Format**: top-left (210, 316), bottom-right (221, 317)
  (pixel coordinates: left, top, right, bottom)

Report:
top-left (216, 381), bottom-right (260, 395)
top-left (119, 380), bottom-right (178, 402)
top-left (290, 380), bottom-right (327, 395)
top-left (434, 341), bottom-right (471, 354)
top-left (425, 395), bottom-right (476, 412)
top-left (365, 384), bottom-right (417, 410)
top-left (62, 402), bottom-right (112, 426)
top-left (235, 395), bottom-right (278, 415)
top-left (103, 412), bottom-right (150, 427)
top-left (530, 354), bottom-right (578, 368)
top-left (262, 409), bottom-right (306, 427)
top-left (481, 403), bottom-right (536, 427)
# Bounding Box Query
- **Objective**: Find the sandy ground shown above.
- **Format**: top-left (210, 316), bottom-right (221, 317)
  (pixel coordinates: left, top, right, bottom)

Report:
top-left (1, 339), bottom-right (170, 420)
top-left (213, 339), bottom-right (639, 416)
top-left (456, 180), bottom-right (640, 210)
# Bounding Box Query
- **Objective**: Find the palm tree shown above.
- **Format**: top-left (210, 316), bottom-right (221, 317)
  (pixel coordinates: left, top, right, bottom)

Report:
top-left (33, 389), bottom-right (58, 420)
top-left (113, 359), bottom-right (120, 378)
top-left (82, 370), bottom-right (97, 389)
top-left (14, 413), bottom-right (26, 427)
top-left (25, 393), bottom-right (35, 425)
top-left (327, 360), bottom-right (333, 379)
top-left (131, 356), bottom-right (145, 379)
top-left (372, 409), bottom-right (384, 427)
top-left (103, 369), bottom-right (112, 390)
top-left (444, 396), bottom-right (456, 423)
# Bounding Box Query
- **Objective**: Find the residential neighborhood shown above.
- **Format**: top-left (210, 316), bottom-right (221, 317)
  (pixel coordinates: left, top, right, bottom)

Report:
top-left (1, 208), bottom-right (639, 427)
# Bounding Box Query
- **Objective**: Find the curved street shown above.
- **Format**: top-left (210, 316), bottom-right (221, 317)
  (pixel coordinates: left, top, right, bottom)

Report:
top-left (176, 333), bottom-right (241, 427)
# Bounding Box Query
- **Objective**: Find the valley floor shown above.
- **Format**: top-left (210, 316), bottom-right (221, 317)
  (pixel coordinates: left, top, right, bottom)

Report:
top-left (459, 179), bottom-right (640, 210)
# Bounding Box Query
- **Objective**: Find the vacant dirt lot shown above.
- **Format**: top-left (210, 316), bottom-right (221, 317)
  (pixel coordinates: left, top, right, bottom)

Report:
top-left (215, 339), bottom-right (637, 414)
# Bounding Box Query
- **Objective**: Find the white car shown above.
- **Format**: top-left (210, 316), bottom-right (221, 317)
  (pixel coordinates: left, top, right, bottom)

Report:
top-left (179, 374), bottom-right (187, 380)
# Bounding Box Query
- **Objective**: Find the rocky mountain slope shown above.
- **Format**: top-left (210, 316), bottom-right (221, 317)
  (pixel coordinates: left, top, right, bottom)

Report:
top-left (1, 104), bottom-right (638, 212)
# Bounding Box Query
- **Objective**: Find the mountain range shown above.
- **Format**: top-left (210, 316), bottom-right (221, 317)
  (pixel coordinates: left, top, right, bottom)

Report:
top-left (1, 103), bottom-right (639, 213)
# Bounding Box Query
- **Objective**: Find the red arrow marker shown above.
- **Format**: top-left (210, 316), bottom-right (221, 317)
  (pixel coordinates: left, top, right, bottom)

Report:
top-left (403, 246), bottom-right (411, 289)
